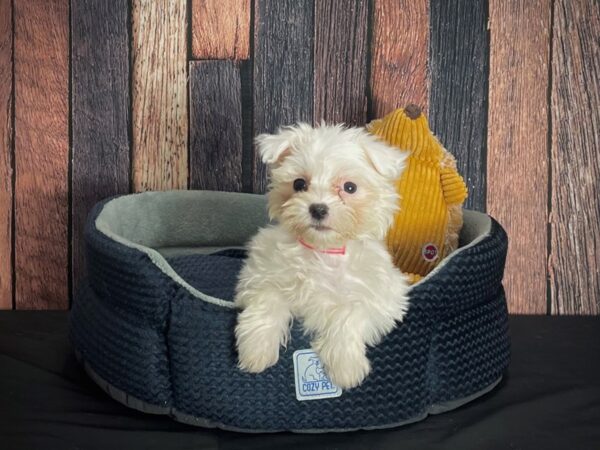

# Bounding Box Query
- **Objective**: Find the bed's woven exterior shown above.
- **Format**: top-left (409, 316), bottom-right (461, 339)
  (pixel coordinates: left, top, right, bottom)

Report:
top-left (70, 197), bottom-right (509, 432)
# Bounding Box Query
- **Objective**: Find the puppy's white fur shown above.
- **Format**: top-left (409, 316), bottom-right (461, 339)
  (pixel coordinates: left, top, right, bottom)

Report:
top-left (235, 123), bottom-right (410, 389)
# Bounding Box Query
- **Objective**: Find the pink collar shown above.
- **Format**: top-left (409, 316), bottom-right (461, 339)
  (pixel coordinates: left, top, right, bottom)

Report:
top-left (298, 238), bottom-right (346, 255)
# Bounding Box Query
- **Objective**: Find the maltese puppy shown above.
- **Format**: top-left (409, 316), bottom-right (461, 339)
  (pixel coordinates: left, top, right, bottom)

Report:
top-left (234, 123), bottom-right (410, 389)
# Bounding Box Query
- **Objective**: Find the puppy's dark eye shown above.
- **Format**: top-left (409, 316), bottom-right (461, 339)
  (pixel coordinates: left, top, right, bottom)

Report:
top-left (293, 178), bottom-right (308, 192)
top-left (343, 181), bottom-right (357, 194)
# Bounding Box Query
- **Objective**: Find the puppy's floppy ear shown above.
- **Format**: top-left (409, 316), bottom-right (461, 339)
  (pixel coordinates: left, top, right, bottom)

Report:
top-left (255, 129), bottom-right (294, 166)
top-left (358, 130), bottom-right (408, 180)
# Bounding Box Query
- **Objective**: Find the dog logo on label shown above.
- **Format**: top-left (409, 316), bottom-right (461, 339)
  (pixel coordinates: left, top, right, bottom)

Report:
top-left (293, 350), bottom-right (342, 401)
top-left (302, 356), bottom-right (326, 382)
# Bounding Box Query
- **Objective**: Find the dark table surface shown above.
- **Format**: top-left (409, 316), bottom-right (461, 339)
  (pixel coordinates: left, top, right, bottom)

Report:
top-left (0, 312), bottom-right (599, 450)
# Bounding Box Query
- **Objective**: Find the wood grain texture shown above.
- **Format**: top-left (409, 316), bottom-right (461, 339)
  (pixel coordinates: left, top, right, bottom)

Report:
top-left (132, 0), bottom-right (188, 191)
top-left (191, 0), bottom-right (251, 59)
top-left (253, 0), bottom-right (314, 193)
top-left (370, 0), bottom-right (429, 118)
top-left (240, 59), bottom-right (254, 193)
top-left (314, 0), bottom-right (368, 126)
top-left (429, 0), bottom-right (489, 212)
top-left (487, 0), bottom-right (551, 314)
top-left (550, 0), bottom-right (600, 315)
top-left (72, 0), bottom-right (130, 295)
top-left (0, 0), bottom-right (12, 309)
top-left (14, 0), bottom-right (69, 309)
top-left (189, 61), bottom-right (243, 191)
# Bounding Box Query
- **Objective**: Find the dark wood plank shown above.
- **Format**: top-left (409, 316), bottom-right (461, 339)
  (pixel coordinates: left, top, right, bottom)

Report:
top-left (240, 59), bottom-right (254, 193)
top-left (429, 0), bottom-right (489, 212)
top-left (487, 0), bottom-right (551, 314)
top-left (14, 0), bottom-right (69, 309)
top-left (71, 0), bottom-right (130, 296)
top-left (550, 0), bottom-right (600, 315)
top-left (314, 0), bottom-right (368, 126)
top-left (132, 0), bottom-right (188, 191)
top-left (189, 61), bottom-right (243, 191)
top-left (370, 0), bottom-right (429, 118)
top-left (0, 0), bottom-right (12, 309)
top-left (253, 0), bottom-right (314, 193)
top-left (191, 0), bottom-right (251, 59)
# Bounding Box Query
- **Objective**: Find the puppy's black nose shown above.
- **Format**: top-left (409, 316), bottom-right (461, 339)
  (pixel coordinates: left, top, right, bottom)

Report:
top-left (309, 203), bottom-right (329, 221)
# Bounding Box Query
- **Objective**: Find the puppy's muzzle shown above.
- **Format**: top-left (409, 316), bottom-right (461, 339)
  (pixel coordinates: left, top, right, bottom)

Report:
top-left (309, 203), bottom-right (329, 221)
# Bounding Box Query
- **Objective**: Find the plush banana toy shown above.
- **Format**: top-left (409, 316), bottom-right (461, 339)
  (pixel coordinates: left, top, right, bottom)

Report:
top-left (367, 105), bottom-right (468, 284)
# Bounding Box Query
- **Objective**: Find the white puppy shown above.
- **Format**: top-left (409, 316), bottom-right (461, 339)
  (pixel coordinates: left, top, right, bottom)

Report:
top-left (234, 123), bottom-right (410, 389)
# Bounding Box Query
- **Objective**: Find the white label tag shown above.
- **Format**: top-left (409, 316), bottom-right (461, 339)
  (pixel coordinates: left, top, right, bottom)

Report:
top-left (293, 349), bottom-right (342, 401)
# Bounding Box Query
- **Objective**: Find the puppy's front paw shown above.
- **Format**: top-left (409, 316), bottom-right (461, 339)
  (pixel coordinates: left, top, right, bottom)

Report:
top-left (390, 275), bottom-right (411, 322)
top-left (317, 343), bottom-right (371, 389)
top-left (391, 298), bottom-right (409, 323)
top-left (237, 339), bottom-right (279, 373)
top-left (235, 311), bottom-right (281, 373)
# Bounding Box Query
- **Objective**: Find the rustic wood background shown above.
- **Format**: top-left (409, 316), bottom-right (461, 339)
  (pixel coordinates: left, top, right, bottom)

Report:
top-left (0, 0), bottom-right (598, 314)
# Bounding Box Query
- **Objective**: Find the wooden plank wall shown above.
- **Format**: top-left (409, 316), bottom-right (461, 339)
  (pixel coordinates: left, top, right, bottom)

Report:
top-left (0, 0), bottom-right (598, 314)
top-left (550, 0), bottom-right (600, 315)
top-left (0, 0), bottom-right (12, 310)
top-left (189, 61), bottom-right (243, 192)
top-left (371, 0), bottom-right (429, 118)
top-left (71, 0), bottom-right (131, 295)
top-left (314, 0), bottom-right (369, 125)
top-left (132, 0), bottom-right (188, 192)
top-left (487, 0), bottom-right (551, 314)
top-left (191, 0), bottom-right (250, 60)
top-left (14, 0), bottom-right (69, 309)
top-left (429, 0), bottom-right (489, 212)
top-left (253, 0), bottom-right (314, 193)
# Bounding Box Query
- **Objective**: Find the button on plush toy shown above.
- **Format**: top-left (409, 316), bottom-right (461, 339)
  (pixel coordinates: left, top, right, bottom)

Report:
top-left (367, 104), bottom-right (468, 284)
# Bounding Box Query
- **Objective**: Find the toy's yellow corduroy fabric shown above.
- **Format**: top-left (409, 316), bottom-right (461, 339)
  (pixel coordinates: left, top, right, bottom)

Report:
top-left (368, 106), bottom-right (468, 281)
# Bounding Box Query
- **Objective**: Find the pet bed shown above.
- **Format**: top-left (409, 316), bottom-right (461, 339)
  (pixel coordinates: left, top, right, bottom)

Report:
top-left (70, 190), bottom-right (509, 433)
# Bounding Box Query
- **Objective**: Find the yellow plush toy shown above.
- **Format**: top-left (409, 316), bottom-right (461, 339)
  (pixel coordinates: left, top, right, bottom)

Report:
top-left (367, 105), bottom-right (468, 284)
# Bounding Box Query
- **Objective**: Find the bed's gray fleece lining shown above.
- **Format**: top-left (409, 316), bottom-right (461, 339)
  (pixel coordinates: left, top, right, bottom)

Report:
top-left (95, 191), bottom-right (268, 307)
top-left (95, 191), bottom-right (492, 303)
top-left (78, 352), bottom-right (501, 434)
top-left (97, 191), bottom-right (268, 248)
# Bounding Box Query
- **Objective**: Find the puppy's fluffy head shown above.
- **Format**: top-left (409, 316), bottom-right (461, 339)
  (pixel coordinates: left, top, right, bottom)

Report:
top-left (257, 123), bottom-right (407, 248)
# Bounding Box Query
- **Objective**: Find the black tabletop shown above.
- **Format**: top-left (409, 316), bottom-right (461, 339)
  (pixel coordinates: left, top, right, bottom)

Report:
top-left (0, 312), bottom-right (599, 450)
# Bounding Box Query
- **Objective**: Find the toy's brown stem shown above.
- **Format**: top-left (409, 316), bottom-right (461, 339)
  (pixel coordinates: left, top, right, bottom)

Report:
top-left (404, 104), bottom-right (422, 120)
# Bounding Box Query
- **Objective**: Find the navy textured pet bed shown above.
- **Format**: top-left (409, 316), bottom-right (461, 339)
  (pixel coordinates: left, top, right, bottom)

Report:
top-left (70, 191), bottom-right (510, 433)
